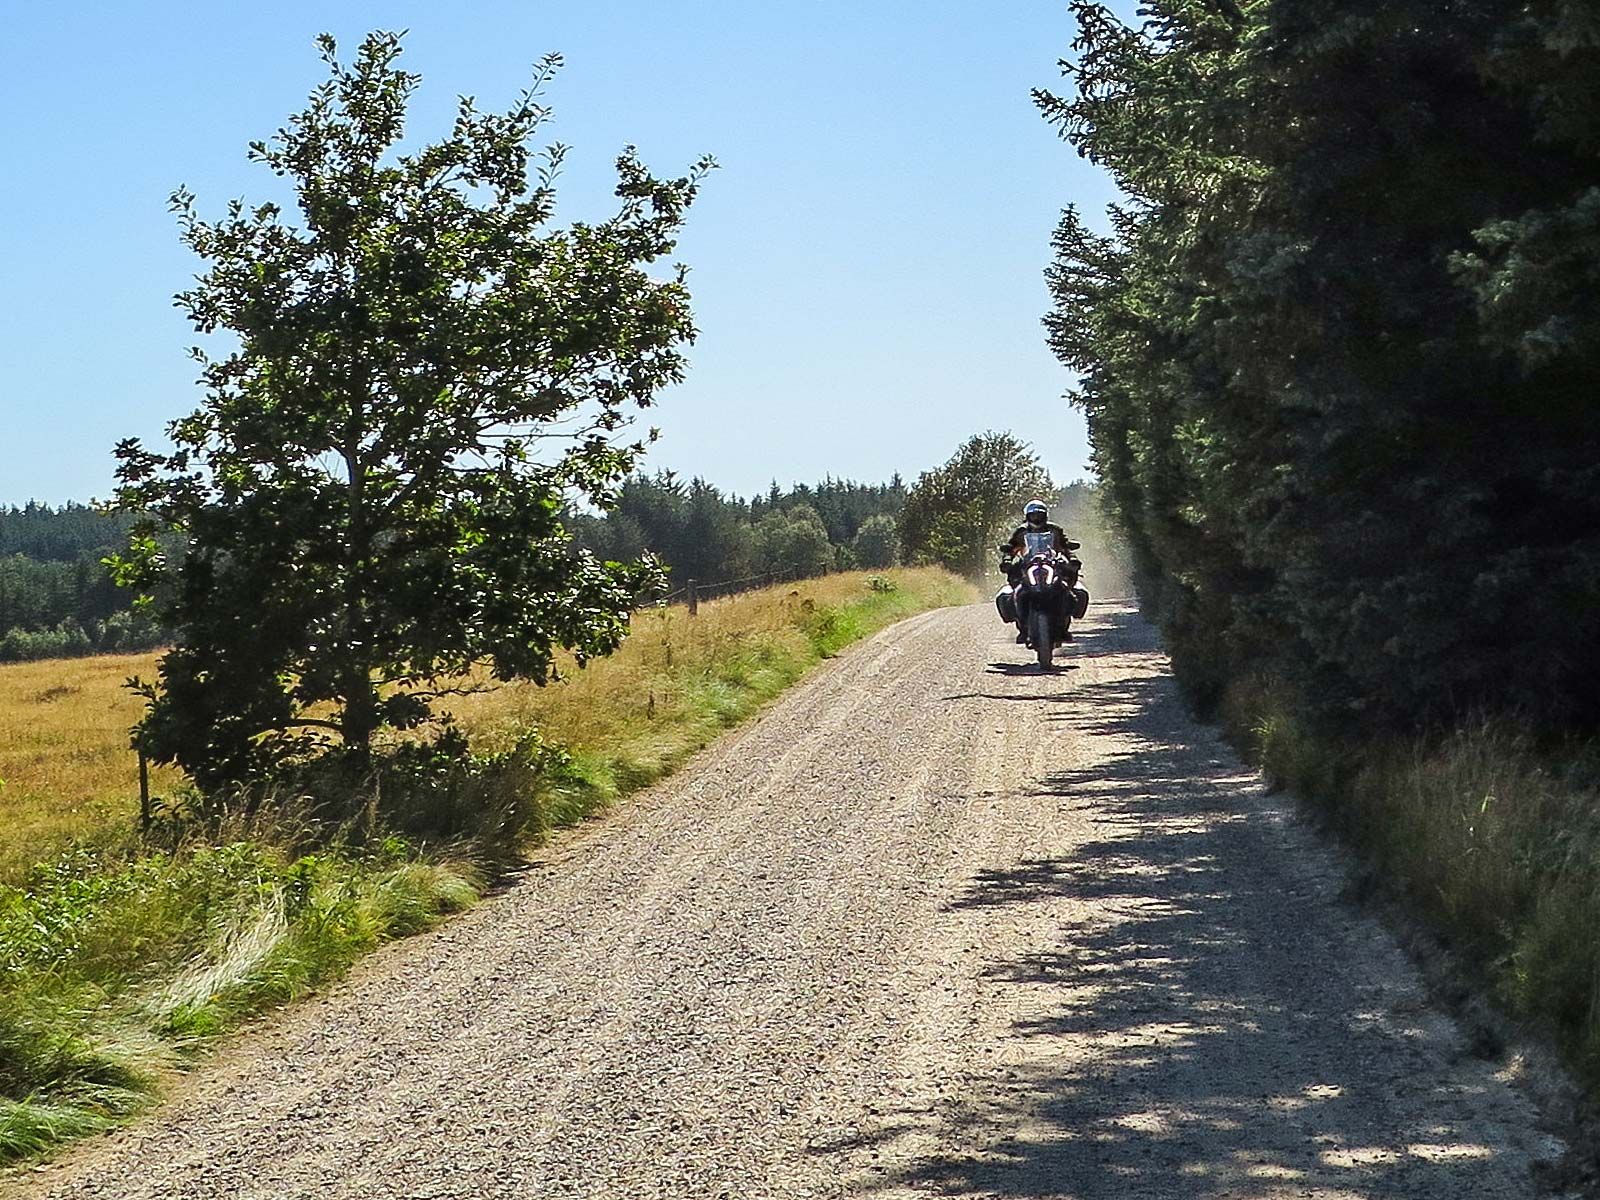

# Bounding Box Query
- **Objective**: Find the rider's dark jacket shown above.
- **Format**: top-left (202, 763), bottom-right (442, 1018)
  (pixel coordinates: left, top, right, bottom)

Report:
top-left (1002, 522), bottom-right (1079, 591)
top-left (1006, 522), bottom-right (1073, 556)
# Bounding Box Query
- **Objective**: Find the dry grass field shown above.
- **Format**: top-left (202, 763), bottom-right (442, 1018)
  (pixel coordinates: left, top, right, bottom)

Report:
top-left (0, 569), bottom-right (972, 886)
top-left (0, 651), bottom-right (176, 884)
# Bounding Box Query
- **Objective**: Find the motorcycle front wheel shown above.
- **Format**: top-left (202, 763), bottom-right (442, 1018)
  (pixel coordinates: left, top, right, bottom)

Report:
top-left (1032, 609), bottom-right (1053, 669)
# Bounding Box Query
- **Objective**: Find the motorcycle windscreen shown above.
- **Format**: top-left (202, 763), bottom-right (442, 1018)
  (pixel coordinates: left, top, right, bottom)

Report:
top-left (1023, 530), bottom-right (1055, 556)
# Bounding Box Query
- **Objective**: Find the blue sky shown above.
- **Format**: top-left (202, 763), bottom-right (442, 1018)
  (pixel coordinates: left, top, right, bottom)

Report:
top-left (0, 2), bottom-right (1123, 506)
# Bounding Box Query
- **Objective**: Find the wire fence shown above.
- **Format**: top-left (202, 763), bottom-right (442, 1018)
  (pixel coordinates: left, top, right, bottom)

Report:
top-left (655, 567), bottom-right (805, 615)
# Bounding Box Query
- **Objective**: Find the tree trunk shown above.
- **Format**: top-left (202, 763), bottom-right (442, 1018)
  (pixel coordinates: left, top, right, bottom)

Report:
top-left (340, 373), bottom-right (379, 763)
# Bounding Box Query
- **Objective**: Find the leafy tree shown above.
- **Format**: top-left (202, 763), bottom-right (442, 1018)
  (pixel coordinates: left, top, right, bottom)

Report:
top-left (850, 514), bottom-right (901, 569)
top-left (899, 433), bottom-right (1052, 577)
top-left (112, 33), bottom-right (712, 787)
top-left (754, 505), bottom-right (833, 578)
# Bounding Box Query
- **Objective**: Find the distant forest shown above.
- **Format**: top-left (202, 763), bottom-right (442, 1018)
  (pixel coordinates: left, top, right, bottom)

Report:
top-left (0, 503), bottom-right (161, 662)
top-left (4, 481), bottom-right (911, 663)
top-left (4, 473), bottom-right (1116, 663)
top-left (4, 482), bottom-right (901, 664)
top-left (568, 474), bottom-right (910, 591)
top-left (570, 471), bottom-right (1123, 595)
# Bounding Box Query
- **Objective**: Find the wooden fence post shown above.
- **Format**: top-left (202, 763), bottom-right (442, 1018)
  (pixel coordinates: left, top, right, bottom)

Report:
top-left (138, 744), bottom-right (151, 834)
top-left (687, 579), bottom-right (698, 616)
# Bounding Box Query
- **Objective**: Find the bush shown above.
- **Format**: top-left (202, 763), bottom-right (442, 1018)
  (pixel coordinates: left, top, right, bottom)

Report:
top-left (0, 623), bottom-right (90, 663)
top-left (0, 613), bottom-right (164, 663)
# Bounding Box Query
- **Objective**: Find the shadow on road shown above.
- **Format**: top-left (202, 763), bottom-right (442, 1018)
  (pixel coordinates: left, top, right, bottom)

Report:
top-left (864, 609), bottom-right (1534, 1198)
top-left (939, 693), bottom-right (1080, 704)
top-left (983, 663), bottom-right (1082, 678)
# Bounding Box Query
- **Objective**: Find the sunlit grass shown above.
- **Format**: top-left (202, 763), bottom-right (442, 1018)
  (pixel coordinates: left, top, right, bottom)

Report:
top-left (442, 568), bottom-right (974, 828)
top-left (0, 651), bottom-right (177, 886)
top-left (0, 839), bottom-right (482, 1164)
top-left (450, 570), bottom-right (922, 743)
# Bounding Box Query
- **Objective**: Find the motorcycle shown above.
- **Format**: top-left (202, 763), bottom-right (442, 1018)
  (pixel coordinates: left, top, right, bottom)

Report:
top-left (995, 533), bottom-right (1089, 668)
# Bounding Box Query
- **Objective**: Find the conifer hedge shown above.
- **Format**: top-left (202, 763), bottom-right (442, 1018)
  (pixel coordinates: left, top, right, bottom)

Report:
top-left (1042, 2), bottom-right (1600, 732)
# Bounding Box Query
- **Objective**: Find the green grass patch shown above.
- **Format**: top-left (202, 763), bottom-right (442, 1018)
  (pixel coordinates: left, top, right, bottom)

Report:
top-left (0, 839), bottom-right (481, 1163)
top-left (513, 569), bottom-right (974, 824)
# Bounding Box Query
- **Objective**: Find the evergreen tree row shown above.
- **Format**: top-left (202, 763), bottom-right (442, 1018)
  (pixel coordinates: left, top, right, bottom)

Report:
top-left (4, 474), bottom-right (914, 664)
top-left (569, 473), bottom-right (909, 586)
top-left (1042, 1), bottom-right (1600, 733)
top-left (0, 505), bottom-right (161, 661)
top-left (0, 502), bottom-right (135, 562)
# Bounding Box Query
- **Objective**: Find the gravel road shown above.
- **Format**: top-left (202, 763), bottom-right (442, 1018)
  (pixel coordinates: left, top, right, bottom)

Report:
top-left (8, 602), bottom-right (1567, 1199)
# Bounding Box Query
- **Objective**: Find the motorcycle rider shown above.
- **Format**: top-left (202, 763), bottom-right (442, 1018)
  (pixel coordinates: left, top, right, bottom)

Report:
top-left (1006, 499), bottom-right (1077, 558)
top-left (1000, 500), bottom-right (1082, 644)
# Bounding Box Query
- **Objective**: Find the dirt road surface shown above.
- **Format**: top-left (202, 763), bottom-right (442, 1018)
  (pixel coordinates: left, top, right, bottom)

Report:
top-left (8, 603), bottom-right (1566, 1199)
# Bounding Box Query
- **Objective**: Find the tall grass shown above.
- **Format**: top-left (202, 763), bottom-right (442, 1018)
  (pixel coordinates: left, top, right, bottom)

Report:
top-left (1229, 677), bottom-right (1600, 1088)
top-left (0, 568), bottom-right (974, 1163)
top-left (0, 836), bottom-right (481, 1160)
top-left (0, 651), bottom-right (171, 887)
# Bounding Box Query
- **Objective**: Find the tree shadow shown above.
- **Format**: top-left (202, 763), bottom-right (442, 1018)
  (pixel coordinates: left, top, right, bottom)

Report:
top-left (861, 640), bottom-right (1541, 1197)
top-left (1065, 603), bottom-right (1163, 659)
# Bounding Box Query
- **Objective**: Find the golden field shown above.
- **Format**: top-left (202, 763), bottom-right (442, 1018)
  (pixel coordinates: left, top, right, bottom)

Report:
top-left (0, 569), bottom-right (972, 886)
top-left (0, 650), bottom-right (176, 883)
